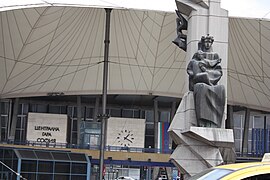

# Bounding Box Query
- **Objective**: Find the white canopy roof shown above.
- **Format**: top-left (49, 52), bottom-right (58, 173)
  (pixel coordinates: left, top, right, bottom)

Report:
top-left (0, 6), bottom-right (186, 99)
top-left (0, 0), bottom-right (176, 12)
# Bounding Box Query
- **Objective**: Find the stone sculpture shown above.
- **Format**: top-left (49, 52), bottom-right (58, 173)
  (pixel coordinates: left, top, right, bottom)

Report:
top-left (169, 3), bottom-right (235, 177)
top-left (187, 35), bottom-right (225, 128)
top-left (172, 10), bottom-right (188, 51)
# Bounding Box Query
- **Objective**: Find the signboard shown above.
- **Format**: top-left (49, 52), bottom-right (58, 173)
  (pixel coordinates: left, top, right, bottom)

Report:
top-left (106, 117), bottom-right (145, 148)
top-left (27, 112), bottom-right (68, 144)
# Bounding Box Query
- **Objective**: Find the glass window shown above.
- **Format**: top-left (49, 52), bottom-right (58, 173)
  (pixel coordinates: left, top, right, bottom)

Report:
top-left (86, 108), bottom-right (93, 118)
top-left (233, 114), bottom-right (243, 128)
top-left (21, 160), bottom-right (37, 172)
top-left (248, 130), bottom-right (253, 140)
top-left (23, 104), bottom-right (29, 115)
top-left (234, 129), bottom-right (241, 139)
top-left (38, 161), bottom-right (53, 173)
top-left (68, 106), bottom-right (75, 116)
top-left (235, 139), bottom-right (242, 152)
top-left (1, 102), bottom-right (9, 114)
top-left (60, 106), bottom-right (67, 114)
top-left (16, 118), bottom-right (22, 128)
top-left (37, 174), bottom-right (53, 180)
top-left (71, 175), bottom-right (87, 180)
top-left (54, 174), bottom-right (70, 180)
top-left (55, 162), bottom-right (70, 173)
top-left (35, 151), bottom-right (52, 160)
top-left (3, 149), bottom-right (13, 158)
top-left (71, 163), bottom-right (87, 174)
top-left (145, 136), bottom-right (154, 149)
top-left (18, 104), bottom-right (23, 115)
top-left (1, 116), bottom-right (7, 127)
top-left (73, 120), bottom-right (78, 130)
top-left (122, 109), bottom-right (133, 118)
top-left (18, 104), bottom-right (28, 115)
top-left (73, 107), bottom-right (78, 117)
top-left (36, 104), bottom-right (47, 113)
top-left (52, 152), bottom-right (70, 161)
top-left (15, 130), bottom-right (21, 141)
top-left (134, 110), bottom-right (140, 118)
top-left (110, 108), bottom-right (121, 117)
top-left (21, 173), bottom-right (36, 180)
top-left (18, 150), bottom-right (37, 159)
top-left (72, 132), bottom-right (77, 144)
top-left (69, 153), bottom-right (86, 162)
top-left (1, 128), bottom-right (6, 141)
top-left (266, 116), bottom-right (270, 129)
top-left (141, 110), bottom-right (145, 119)
top-left (48, 105), bottom-right (60, 114)
top-left (145, 111), bottom-right (154, 122)
top-left (253, 116), bottom-right (264, 129)
top-left (188, 168), bottom-right (233, 180)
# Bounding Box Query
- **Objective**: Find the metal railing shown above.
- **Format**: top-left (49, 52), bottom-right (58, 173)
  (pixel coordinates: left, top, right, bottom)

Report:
top-left (0, 140), bottom-right (173, 154)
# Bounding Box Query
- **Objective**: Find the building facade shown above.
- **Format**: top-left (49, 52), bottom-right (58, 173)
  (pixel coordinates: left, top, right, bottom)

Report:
top-left (1, 1), bottom-right (270, 179)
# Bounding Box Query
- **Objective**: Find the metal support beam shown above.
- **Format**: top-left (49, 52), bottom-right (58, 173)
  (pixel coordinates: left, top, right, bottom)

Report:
top-left (93, 96), bottom-right (100, 122)
top-left (169, 101), bottom-right (177, 149)
top-left (226, 105), bottom-right (234, 129)
top-left (99, 8), bottom-right (112, 180)
top-left (242, 108), bottom-right (250, 156)
top-left (154, 100), bottom-right (159, 149)
top-left (17, 158), bottom-right (21, 180)
top-left (77, 96), bottom-right (82, 145)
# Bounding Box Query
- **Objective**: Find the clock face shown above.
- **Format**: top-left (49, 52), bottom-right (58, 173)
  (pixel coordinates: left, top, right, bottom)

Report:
top-left (116, 129), bottom-right (134, 147)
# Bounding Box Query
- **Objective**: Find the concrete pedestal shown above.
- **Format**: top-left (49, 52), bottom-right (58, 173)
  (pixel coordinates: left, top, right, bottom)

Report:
top-left (168, 92), bottom-right (235, 177)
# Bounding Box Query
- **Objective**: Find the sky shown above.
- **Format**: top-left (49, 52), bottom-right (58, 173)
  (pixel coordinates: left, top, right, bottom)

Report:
top-left (122, 0), bottom-right (270, 19)
top-left (1, 0), bottom-right (270, 19)
top-left (221, 0), bottom-right (270, 19)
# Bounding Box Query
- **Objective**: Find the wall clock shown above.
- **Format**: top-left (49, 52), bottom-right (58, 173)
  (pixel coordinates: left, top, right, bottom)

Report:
top-left (116, 129), bottom-right (135, 147)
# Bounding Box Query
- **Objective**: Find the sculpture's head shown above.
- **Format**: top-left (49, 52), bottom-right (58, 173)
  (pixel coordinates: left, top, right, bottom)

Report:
top-left (201, 34), bottom-right (214, 51)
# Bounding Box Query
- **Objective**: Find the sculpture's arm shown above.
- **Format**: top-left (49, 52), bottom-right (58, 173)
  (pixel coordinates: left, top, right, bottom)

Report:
top-left (187, 62), bottom-right (195, 77)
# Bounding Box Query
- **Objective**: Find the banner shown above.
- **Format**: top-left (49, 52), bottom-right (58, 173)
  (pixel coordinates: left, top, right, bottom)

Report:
top-left (158, 122), bottom-right (170, 153)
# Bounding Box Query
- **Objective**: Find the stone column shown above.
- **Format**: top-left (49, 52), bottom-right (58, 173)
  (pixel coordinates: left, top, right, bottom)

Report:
top-left (8, 98), bottom-right (19, 141)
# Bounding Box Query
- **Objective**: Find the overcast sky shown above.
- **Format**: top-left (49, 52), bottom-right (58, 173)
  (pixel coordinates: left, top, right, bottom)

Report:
top-left (221, 0), bottom-right (270, 19)
top-left (1, 1), bottom-right (269, 19)
top-left (125, 0), bottom-right (270, 19)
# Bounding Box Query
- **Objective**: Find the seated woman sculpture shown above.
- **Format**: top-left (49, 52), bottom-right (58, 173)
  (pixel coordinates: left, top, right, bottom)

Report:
top-left (187, 35), bottom-right (225, 128)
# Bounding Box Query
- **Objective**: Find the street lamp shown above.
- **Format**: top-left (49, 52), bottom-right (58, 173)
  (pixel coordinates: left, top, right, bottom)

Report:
top-left (99, 8), bottom-right (112, 180)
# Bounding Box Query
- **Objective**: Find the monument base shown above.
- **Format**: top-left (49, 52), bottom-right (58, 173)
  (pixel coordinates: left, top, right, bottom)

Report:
top-left (168, 92), bottom-right (235, 177)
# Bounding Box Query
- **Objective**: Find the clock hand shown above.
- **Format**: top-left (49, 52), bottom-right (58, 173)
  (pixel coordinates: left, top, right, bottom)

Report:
top-left (124, 134), bottom-right (130, 140)
top-left (126, 138), bottom-right (133, 143)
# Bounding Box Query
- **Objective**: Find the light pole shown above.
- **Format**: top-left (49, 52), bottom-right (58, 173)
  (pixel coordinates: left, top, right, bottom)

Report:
top-left (99, 8), bottom-right (112, 180)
